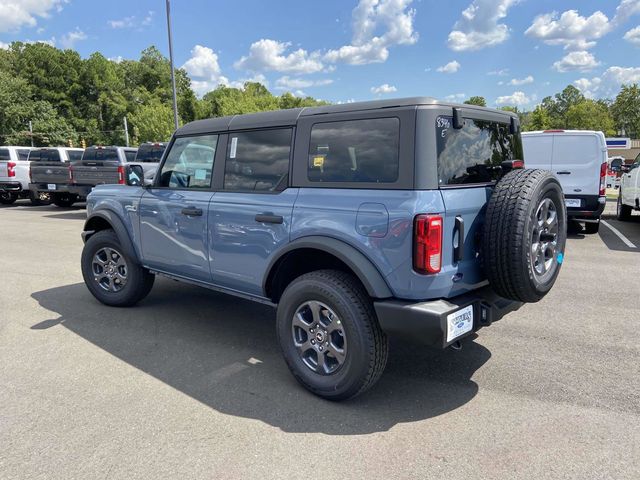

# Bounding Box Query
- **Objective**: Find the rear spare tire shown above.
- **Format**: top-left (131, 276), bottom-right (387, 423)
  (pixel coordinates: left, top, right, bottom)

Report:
top-left (482, 169), bottom-right (567, 303)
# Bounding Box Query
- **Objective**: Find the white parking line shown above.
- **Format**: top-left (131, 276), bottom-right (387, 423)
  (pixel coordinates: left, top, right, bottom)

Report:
top-left (601, 220), bottom-right (637, 249)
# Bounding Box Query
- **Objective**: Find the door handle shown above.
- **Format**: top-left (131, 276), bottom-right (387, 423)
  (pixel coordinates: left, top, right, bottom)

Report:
top-left (181, 207), bottom-right (203, 217)
top-left (556, 171), bottom-right (571, 175)
top-left (453, 215), bottom-right (464, 263)
top-left (255, 214), bottom-right (283, 224)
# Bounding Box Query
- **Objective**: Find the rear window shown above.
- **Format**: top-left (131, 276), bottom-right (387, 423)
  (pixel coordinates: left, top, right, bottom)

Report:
top-left (67, 150), bottom-right (83, 162)
top-left (82, 148), bottom-right (119, 162)
top-left (124, 150), bottom-right (137, 162)
top-left (135, 145), bottom-right (166, 163)
top-left (436, 116), bottom-right (523, 186)
top-left (308, 118), bottom-right (400, 183)
top-left (32, 150), bottom-right (62, 162)
top-left (0, 148), bottom-right (10, 161)
top-left (28, 150), bottom-right (42, 161)
top-left (17, 149), bottom-right (30, 160)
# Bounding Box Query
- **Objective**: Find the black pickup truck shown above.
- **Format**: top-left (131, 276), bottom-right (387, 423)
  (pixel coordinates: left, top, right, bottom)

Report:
top-left (28, 148), bottom-right (84, 207)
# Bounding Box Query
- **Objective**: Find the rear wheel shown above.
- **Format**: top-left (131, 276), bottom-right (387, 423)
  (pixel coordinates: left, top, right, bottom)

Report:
top-left (53, 193), bottom-right (78, 208)
top-left (483, 169), bottom-right (567, 303)
top-left (276, 270), bottom-right (388, 400)
top-left (29, 190), bottom-right (52, 206)
top-left (81, 229), bottom-right (155, 307)
top-left (584, 221), bottom-right (600, 234)
top-left (617, 193), bottom-right (632, 221)
top-left (0, 192), bottom-right (17, 205)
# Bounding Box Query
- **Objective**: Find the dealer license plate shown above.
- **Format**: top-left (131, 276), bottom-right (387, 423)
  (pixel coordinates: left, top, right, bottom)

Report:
top-left (565, 198), bottom-right (581, 208)
top-left (446, 305), bottom-right (474, 342)
top-left (47, 184), bottom-right (56, 191)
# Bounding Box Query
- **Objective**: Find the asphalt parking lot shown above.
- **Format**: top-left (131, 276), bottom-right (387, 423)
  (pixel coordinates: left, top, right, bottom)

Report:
top-left (1, 200), bottom-right (639, 480)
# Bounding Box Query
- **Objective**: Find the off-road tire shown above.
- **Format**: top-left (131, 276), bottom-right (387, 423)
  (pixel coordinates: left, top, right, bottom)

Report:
top-left (52, 193), bottom-right (78, 208)
top-left (276, 270), bottom-right (388, 401)
top-left (0, 192), bottom-right (17, 204)
top-left (29, 190), bottom-right (52, 206)
top-left (617, 193), bottom-right (632, 221)
top-left (81, 229), bottom-right (155, 307)
top-left (584, 221), bottom-right (600, 234)
top-left (483, 169), bottom-right (567, 303)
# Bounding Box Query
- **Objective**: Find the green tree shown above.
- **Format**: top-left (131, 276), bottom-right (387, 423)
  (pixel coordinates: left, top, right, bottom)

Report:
top-left (129, 100), bottom-right (175, 143)
top-left (464, 96), bottom-right (487, 107)
top-left (527, 105), bottom-right (551, 131)
top-left (565, 100), bottom-right (615, 135)
top-left (611, 84), bottom-right (640, 138)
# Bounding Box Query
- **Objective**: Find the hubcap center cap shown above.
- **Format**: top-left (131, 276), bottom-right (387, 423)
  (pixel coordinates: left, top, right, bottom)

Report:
top-left (315, 331), bottom-right (325, 343)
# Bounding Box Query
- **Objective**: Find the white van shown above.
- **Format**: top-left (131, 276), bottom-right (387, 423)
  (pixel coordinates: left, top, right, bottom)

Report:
top-left (522, 130), bottom-right (607, 234)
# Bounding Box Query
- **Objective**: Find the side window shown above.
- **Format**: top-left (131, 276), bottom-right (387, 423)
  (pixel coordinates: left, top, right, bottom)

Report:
top-left (124, 150), bottom-right (137, 162)
top-left (436, 116), bottom-right (522, 186)
top-left (308, 118), bottom-right (400, 183)
top-left (224, 129), bottom-right (292, 192)
top-left (17, 149), bottom-right (30, 161)
top-left (0, 149), bottom-right (10, 161)
top-left (158, 135), bottom-right (218, 189)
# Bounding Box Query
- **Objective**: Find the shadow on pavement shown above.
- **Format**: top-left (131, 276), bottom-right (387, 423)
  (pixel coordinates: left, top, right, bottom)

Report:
top-left (599, 214), bottom-right (640, 253)
top-left (43, 210), bottom-right (87, 220)
top-left (31, 279), bottom-right (490, 435)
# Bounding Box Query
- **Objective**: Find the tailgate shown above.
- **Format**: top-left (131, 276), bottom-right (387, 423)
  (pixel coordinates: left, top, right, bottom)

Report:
top-left (31, 162), bottom-right (70, 184)
top-left (72, 162), bottom-right (120, 185)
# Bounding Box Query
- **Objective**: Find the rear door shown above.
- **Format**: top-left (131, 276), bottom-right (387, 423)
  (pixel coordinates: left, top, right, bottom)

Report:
top-left (551, 134), bottom-right (604, 196)
top-left (139, 134), bottom-right (218, 282)
top-left (522, 134), bottom-right (553, 170)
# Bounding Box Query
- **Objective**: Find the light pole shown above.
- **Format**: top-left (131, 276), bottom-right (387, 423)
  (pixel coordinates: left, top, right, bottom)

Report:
top-left (165, 0), bottom-right (179, 130)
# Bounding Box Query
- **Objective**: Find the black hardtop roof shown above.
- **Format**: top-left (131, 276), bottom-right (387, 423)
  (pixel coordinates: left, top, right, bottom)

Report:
top-left (176, 97), bottom-right (517, 136)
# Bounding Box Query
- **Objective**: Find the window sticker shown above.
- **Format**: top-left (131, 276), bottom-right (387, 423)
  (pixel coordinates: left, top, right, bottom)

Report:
top-left (194, 169), bottom-right (207, 180)
top-left (230, 137), bottom-right (238, 159)
top-left (313, 155), bottom-right (325, 168)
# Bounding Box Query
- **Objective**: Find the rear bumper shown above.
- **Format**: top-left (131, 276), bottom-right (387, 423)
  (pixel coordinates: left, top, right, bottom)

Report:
top-left (566, 194), bottom-right (605, 220)
top-left (0, 182), bottom-right (23, 193)
top-left (68, 185), bottom-right (94, 197)
top-left (29, 183), bottom-right (71, 194)
top-left (374, 286), bottom-right (522, 348)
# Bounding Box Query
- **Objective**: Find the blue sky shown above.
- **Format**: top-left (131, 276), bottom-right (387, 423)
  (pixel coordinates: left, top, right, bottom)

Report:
top-left (1, 0), bottom-right (640, 108)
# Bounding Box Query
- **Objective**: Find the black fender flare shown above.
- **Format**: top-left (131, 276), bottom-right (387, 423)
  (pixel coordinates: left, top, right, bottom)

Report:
top-left (82, 210), bottom-right (141, 264)
top-left (263, 236), bottom-right (393, 299)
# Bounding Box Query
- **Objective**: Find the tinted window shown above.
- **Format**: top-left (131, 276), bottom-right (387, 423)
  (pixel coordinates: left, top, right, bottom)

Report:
top-left (0, 149), bottom-right (11, 161)
top-left (45, 150), bottom-right (61, 162)
top-left (308, 118), bottom-right (400, 183)
top-left (135, 144), bottom-right (166, 163)
top-left (28, 150), bottom-right (42, 161)
top-left (67, 150), bottom-right (83, 162)
top-left (224, 129), bottom-right (291, 192)
top-left (124, 150), bottom-right (137, 162)
top-left (17, 149), bottom-right (30, 160)
top-left (158, 135), bottom-right (217, 189)
top-left (82, 148), bottom-right (119, 162)
top-left (436, 116), bottom-right (523, 186)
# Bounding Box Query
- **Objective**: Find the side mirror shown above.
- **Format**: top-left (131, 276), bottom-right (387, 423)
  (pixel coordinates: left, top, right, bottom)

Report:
top-left (126, 164), bottom-right (144, 186)
top-left (453, 107), bottom-right (465, 129)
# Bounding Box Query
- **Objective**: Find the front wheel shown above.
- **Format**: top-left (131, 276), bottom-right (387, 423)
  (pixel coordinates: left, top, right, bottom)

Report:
top-left (81, 229), bottom-right (155, 307)
top-left (276, 270), bottom-right (388, 400)
top-left (617, 193), bottom-right (632, 221)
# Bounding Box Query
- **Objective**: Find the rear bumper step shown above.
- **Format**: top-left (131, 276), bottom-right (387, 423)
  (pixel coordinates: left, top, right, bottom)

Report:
top-left (374, 286), bottom-right (522, 348)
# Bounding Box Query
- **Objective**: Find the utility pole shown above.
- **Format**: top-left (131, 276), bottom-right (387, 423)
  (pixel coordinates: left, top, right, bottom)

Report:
top-left (166, 0), bottom-right (179, 131)
top-left (28, 121), bottom-right (34, 147)
top-left (123, 117), bottom-right (130, 147)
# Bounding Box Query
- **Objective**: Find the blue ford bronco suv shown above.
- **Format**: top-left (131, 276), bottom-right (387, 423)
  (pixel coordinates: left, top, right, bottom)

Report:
top-left (81, 98), bottom-right (567, 400)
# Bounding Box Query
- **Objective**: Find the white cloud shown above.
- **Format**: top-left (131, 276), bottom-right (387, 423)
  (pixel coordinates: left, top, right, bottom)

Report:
top-left (234, 39), bottom-right (324, 74)
top-left (371, 83), bottom-right (397, 94)
top-left (526, 1), bottom-right (640, 51)
top-left (508, 75), bottom-right (534, 85)
top-left (495, 91), bottom-right (531, 106)
top-left (275, 76), bottom-right (333, 90)
top-left (624, 25), bottom-right (640, 45)
top-left (448, 0), bottom-right (519, 52)
top-left (324, 0), bottom-right (418, 65)
top-left (552, 50), bottom-right (600, 72)
top-left (0, 41), bottom-right (9, 49)
top-left (109, 55), bottom-right (124, 63)
top-left (108, 11), bottom-right (154, 29)
top-left (0, 0), bottom-right (66, 33)
top-left (437, 60), bottom-right (461, 73)
top-left (574, 66), bottom-right (640, 98)
top-left (142, 10), bottom-right (154, 26)
top-left (58, 28), bottom-right (86, 49)
top-left (487, 68), bottom-right (509, 76)
top-left (444, 93), bottom-right (466, 101)
top-left (182, 45), bottom-right (230, 96)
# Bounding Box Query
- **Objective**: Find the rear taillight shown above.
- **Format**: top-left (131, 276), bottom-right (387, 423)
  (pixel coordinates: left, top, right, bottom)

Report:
top-left (7, 161), bottom-right (16, 177)
top-left (117, 165), bottom-right (125, 185)
top-left (68, 165), bottom-right (74, 183)
top-left (599, 161), bottom-right (607, 196)
top-left (413, 214), bottom-right (443, 274)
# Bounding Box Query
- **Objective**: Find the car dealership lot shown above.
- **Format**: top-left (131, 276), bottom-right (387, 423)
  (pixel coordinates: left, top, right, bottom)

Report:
top-left (1, 201), bottom-right (639, 480)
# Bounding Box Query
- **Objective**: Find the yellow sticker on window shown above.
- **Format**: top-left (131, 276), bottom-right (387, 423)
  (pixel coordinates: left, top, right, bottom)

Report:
top-left (313, 155), bottom-right (324, 167)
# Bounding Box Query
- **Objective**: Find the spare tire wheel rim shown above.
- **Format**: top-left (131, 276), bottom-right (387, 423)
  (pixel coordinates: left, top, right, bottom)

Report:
top-left (92, 247), bottom-right (128, 292)
top-left (291, 300), bottom-right (347, 375)
top-left (531, 197), bottom-right (559, 279)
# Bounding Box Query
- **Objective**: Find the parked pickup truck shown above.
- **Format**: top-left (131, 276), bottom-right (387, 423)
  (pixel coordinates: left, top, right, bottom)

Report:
top-left (617, 151), bottom-right (640, 220)
top-left (0, 146), bottom-right (36, 204)
top-left (81, 98), bottom-right (567, 400)
top-left (68, 146), bottom-right (139, 198)
top-left (28, 147), bottom-right (85, 207)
